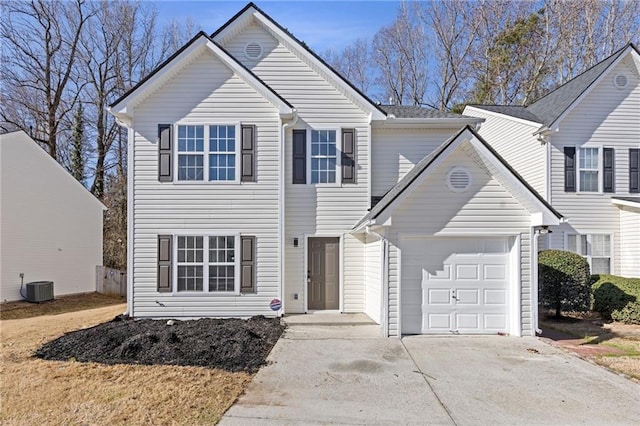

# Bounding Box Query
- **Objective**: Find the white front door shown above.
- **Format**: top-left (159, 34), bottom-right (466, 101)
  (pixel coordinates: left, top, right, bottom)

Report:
top-left (401, 237), bottom-right (511, 334)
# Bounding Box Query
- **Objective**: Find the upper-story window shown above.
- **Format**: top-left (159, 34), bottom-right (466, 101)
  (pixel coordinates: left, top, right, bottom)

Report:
top-left (157, 123), bottom-right (256, 183)
top-left (209, 125), bottom-right (236, 181)
top-left (292, 128), bottom-right (356, 185)
top-left (578, 147), bottom-right (599, 192)
top-left (565, 146), bottom-right (614, 193)
top-left (311, 130), bottom-right (337, 184)
top-left (176, 125), bottom-right (238, 182)
top-left (177, 125), bottom-right (205, 181)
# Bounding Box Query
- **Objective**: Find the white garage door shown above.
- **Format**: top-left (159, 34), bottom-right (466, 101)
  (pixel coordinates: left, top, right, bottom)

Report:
top-left (401, 237), bottom-right (511, 335)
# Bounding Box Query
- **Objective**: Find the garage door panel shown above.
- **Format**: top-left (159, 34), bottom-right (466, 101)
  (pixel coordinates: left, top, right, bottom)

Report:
top-left (401, 237), bottom-right (511, 335)
top-left (456, 264), bottom-right (478, 280)
top-left (427, 288), bottom-right (452, 304)
top-left (425, 264), bottom-right (451, 280)
top-left (484, 264), bottom-right (506, 280)
top-left (484, 289), bottom-right (507, 304)
top-left (455, 289), bottom-right (479, 304)
top-left (426, 314), bottom-right (451, 330)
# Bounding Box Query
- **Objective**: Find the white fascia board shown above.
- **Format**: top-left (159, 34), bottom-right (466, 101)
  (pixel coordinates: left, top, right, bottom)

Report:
top-left (251, 12), bottom-right (386, 121)
top-left (110, 36), bottom-right (210, 117)
top-left (205, 41), bottom-right (293, 117)
top-left (611, 198), bottom-right (640, 210)
top-left (469, 137), bottom-right (561, 225)
top-left (372, 117), bottom-right (483, 129)
top-left (463, 106), bottom-right (542, 128)
top-left (550, 46), bottom-right (637, 131)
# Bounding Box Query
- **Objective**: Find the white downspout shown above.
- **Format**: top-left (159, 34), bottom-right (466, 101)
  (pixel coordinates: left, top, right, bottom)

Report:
top-left (532, 227), bottom-right (542, 335)
top-left (366, 225), bottom-right (389, 337)
top-left (279, 111), bottom-right (298, 316)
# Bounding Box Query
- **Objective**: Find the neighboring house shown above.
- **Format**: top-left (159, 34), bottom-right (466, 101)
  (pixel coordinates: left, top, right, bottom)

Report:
top-left (109, 3), bottom-right (561, 337)
top-left (464, 43), bottom-right (640, 278)
top-left (0, 131), bottom-right (106, 302)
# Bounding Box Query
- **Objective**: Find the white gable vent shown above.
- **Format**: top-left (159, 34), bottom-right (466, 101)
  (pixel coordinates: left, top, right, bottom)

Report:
top-left (446, 167), bottom-right (472, 192)
top-left (613, 73), bottom-right (628, 89)
top-left (244, 42), bottom-right (263, 60)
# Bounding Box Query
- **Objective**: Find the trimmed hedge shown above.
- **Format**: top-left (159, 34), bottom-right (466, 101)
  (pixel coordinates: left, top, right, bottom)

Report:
top-left (592, 274), bottom-right (640, 324)
top-left (539, 250), bottom-right (591, 317)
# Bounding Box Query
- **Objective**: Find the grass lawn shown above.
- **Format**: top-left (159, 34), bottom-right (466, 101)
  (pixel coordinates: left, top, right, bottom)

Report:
top-left (0, 292), bottom-right (126, 320)
top-left (0, 302), bottom-right (251, 425)
top-left (541, 313), bottom-right (640, 381)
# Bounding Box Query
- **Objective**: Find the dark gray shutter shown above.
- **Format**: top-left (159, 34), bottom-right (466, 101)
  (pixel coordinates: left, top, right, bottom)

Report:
top-left (240, 236), bottom-right (256, 293)
top-left (564, 147), bottom-right (576, 192)
top-left (157, 235), bottom-right (172, 292)
top-left (241, 125), bottom-right (256, 182)
top-left (158, 124), bottom-right (172, 182)
top-left (292, 129), bottom-right (306, 184)
top-left (603, 148), bottom-right (614, 193)
top-left (341, 129), bottom-right (356, 184)
top-left (631, 148), bottom-right (640, 193)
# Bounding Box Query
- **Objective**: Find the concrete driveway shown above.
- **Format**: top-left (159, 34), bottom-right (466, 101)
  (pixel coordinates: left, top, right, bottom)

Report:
top-left (221, 324), bottom-right (640, 425)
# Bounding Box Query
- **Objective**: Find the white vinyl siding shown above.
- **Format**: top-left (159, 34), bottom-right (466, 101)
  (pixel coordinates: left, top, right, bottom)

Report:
top-left (364, 238), bottom-right (382, 323)
top-left (220, 25), bottom-right (371, 313)
top-left (385, 146), bottom-right (533, 336)
top-left (371, 127), bottom-right (466, 196)
top-left (619, 206), bottom-right (640, 278)
top-left (0, 132), bottom-right (104, 302)
top-left (463, 106), bottom-right (547, 198)
top-left (548, 59), bottom-right (640, 275)
top-left (131, 50), bottom-right (281, 318)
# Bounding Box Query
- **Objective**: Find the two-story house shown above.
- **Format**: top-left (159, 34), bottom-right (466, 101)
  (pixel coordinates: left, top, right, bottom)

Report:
top-left (109, 3), bottom-right (561, 337)
top-left (464, 43), bottom-right (640, 279)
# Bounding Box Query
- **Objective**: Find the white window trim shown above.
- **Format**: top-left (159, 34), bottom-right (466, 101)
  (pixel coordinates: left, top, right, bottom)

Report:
top-left (172, 233), bottom-right (241, 296)
top-left (564, 232), bottom-right (613, 275)
top-left (174, 123), bottom-right (241, 184)
top-left (307, 128), bottom-right (342, 187)
top-left (576, 146), bottom-right (602, 194)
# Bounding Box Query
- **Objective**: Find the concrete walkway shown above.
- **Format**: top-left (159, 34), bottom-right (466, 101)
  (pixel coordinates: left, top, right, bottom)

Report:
top-left (220, 324), bottom-right (640, 425)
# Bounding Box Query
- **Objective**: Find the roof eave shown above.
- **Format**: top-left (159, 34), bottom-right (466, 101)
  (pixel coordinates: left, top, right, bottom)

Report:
top-left (374, 117), bottom-right (483, 128)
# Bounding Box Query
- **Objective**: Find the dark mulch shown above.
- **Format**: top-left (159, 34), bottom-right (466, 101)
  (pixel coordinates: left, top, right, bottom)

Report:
top-left (34, 315), bottom-right (285, 373)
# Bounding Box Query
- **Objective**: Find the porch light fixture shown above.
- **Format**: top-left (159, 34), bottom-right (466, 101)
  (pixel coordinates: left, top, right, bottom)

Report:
top-left (293, 237), bottom-right (299, 247)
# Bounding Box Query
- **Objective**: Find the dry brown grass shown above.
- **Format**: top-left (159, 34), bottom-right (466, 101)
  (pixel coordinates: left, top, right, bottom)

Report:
top-left (0, 292), bottom-right (126, 320)
top-left (0, 304), bottom-right (251, 425)
top-left (541, 313), bottom-right (640, 380)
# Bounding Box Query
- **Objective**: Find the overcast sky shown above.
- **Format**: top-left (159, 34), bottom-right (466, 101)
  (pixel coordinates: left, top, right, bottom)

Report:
top-left (154, 0), bottom-right (402, 53)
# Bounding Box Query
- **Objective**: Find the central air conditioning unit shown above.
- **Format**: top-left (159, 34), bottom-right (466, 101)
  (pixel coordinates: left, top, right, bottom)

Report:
top-left (26, 281), bottom-right (54, 303)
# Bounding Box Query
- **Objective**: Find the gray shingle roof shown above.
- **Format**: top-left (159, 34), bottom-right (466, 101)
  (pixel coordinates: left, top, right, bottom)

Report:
top-left (353, 126), bottom-right (561, 230)
top-left (470, 43), bottom-right (638, 127)
top-left (380, 105), bottom-right (474, 119)
top-left (467, 105), bottom-right (541, 123)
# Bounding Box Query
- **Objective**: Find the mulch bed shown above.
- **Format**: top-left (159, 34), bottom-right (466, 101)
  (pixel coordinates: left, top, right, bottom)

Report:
top-left (35, 315), bottom-right (285, 373)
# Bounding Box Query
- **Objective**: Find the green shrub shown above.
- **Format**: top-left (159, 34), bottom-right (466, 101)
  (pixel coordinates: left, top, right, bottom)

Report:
top-left (538, 250), bottom-right (591, 318)
top-left (592, 274), bottom-right (640, 324)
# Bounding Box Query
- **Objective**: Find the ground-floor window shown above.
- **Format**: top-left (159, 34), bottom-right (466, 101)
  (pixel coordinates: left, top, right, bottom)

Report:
top-left (566, 233), bottom-right (611, 274)
top-left (176, 235), bottom-right (237, 292)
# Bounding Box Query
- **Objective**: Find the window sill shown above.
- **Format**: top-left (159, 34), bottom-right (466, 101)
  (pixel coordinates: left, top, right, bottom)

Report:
top-left (172, 180), bottom-right (242, 185)
top-left (171, 291), bottom-right (241, 296)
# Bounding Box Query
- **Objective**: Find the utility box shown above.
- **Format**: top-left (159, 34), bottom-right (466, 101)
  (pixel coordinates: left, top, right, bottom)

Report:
top-left (26, 281), bottom-right (54, 303)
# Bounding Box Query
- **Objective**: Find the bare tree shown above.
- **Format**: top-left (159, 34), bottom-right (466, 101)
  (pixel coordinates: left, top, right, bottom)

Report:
top-left (419, 0), bottom-right (480, 111)
top-left (372, 1), bottom-right (429, 105)
top-left (0, 0), bottom-right (94, 160)
top-left (324, 38), bottom-right (375, 95)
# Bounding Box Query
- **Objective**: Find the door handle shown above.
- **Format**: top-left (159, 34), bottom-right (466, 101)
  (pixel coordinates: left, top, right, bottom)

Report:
top-left (451, 290), bottom-right (458, 300)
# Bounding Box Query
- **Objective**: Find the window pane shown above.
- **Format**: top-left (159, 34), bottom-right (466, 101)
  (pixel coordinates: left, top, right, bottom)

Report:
top-left (177, 125), bottom-right (204, 153)
top-left (592, 258), bottom-right (610, 274)
top-left (567, 235), bottom-right (577, 253)
top-left (310, 130), bottom-right (337, 184)
top-left (580, 171), bottom-right (598, 192)
top-left (209, 265), bottom-right (235, 292)
top-left (591, 235), bottom-right (610, 257)
top-left (177, 265), bottom-right (203, 291)
top-left (178, 154), bottom-right (204, 181)
top-left (209, 125), bottom-right (236, 181)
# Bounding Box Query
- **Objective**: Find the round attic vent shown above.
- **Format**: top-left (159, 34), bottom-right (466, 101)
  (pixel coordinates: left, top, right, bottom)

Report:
top-left (244, 42), bottom-right (263, 60)
top-left (613, 73), bottom-right (628, 89)
top-left (446, 167), bottom-right (472, 192)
